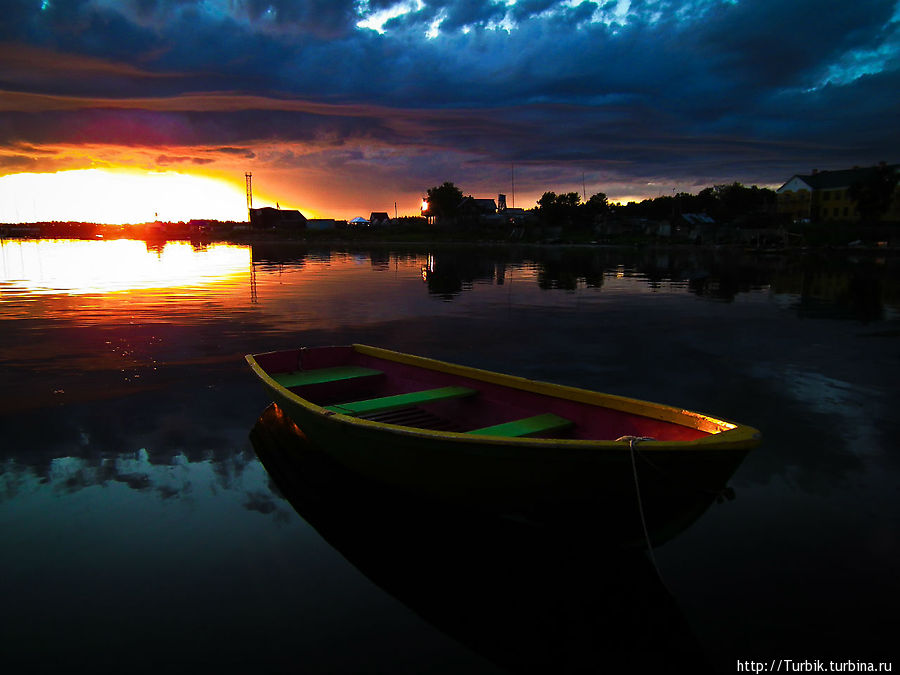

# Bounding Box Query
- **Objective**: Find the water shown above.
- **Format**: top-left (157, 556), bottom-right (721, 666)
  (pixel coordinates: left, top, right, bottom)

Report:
top-left (1, 238), bottom-right (897, 673)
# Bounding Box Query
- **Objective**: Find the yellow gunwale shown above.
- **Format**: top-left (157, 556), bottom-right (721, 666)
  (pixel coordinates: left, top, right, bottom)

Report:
top-left (245, 344), bottom-right (761, 452)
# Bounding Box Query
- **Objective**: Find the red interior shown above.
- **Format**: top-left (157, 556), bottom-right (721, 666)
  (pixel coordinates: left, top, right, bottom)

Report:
top-left (258, 345), bottom-right (711, 442)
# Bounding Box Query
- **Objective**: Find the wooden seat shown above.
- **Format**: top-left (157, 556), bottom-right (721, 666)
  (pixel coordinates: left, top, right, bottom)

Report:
top-left (327, 386), bottom-right (477, 415)
top-left (466, 413), bottom-right (573, 438)
top-left (273, 366), bottom-right (383, 388)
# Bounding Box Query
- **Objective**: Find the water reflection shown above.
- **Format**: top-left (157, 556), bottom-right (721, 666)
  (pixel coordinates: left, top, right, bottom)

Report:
top-left (770, 252), bottom-right (897, 322)
top-left (1, 238), bottom-right (896, 670)
top-left (420, 251), bottom-right (504, 299)
top-left (0, 446), bottom-right (284, 517)
top-left (0, 239), bottom-right (249, 295)
top-left (250, 404), bottom-right (711, 673)
top-left (2, 239), bottom-right (896, 321)
top-left (0, 377), bottom-right (284, 513)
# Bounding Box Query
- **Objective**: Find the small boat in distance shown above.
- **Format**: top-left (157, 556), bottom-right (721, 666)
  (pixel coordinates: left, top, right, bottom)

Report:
top-left (245, 344), bottom-right (760, 533)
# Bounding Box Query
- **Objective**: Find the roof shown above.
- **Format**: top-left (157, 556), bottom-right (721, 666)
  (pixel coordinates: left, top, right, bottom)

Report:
top-left (680, 213), bottom-right (715, 225)
top-left (778, 164), bottom-right (899, 192)
top-left (249, 207), bottom-right (306, 222)
top-left (458, 197), bottom-right (497, 213)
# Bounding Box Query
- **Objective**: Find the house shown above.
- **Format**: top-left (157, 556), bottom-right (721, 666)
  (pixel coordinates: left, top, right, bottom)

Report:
top-left (776, 163), bottom-right (900, 223)
top-left (502, 207), bottom-right (529, 224)
top-left (458, 197), bottom-right (497, 215)
top-left (249, 207), bottom-right (307, 230)
top-left (674, 213), bottom-right (715, 241)
top-left (369, 212), bottom-right (391, 227)
top-left (456, 196), bottom-right (499, 225)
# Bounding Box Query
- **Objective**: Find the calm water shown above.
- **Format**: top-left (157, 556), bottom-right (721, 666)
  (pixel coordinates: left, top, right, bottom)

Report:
top-left (1, 238), bottom-right (897, 673)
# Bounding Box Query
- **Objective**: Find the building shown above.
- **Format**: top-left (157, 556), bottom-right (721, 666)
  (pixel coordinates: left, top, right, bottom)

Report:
top-left (502, 207), bottom-right (529, 224)
top-left (457, 197), bottom-right (497, 216)
top-left (249, 207), bottom-right (307, 230)
top-left (776, 163), bottom-right (900, 223)
top-left (369, 212), bottom-right (391, 227)
top-left (455, 196), bottom-right (499, 225)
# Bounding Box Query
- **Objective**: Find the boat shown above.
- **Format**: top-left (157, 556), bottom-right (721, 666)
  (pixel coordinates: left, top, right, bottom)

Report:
top-left (245, 344), bottom-right (760, 528)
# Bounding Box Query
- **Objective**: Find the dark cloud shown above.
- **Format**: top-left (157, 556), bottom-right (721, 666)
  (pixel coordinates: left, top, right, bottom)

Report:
top-left (213, 146), bottom-right (257, 159)
top-left (241, 0), bottom-right (359, 37)
top-left (156, 154), bottom-right (214, 165)
top-left (509, 0), bottom-right (564, 22)
top-left (0, 0), bottom-right (897, 204)
top-left (438, 0), bottom-right (509, 31)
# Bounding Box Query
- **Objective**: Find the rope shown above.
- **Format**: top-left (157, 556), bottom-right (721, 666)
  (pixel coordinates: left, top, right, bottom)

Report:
top-left (617, 435), bottom-right (663, 578)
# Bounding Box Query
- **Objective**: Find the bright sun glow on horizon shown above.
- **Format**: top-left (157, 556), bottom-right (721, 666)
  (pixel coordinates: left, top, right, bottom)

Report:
top-left (0, 169), bottom-right (250, 224)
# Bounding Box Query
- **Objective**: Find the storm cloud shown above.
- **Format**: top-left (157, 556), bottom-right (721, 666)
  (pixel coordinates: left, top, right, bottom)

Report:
top-left (1, 0), bottom-right (898, 213)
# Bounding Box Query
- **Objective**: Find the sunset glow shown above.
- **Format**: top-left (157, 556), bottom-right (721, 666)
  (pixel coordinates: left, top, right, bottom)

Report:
top-left (0, 169), bottom-right (249, 224)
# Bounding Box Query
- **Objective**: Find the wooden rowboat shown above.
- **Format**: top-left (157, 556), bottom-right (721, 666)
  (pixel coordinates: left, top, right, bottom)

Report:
top-left (245, 344), bottom-right (760, 527)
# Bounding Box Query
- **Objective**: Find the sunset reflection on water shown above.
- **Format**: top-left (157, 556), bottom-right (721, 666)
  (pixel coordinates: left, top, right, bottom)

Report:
top-left (0, 240), bottom-right (897, 672)
top-left (0, 239), bottom-right (251, 295)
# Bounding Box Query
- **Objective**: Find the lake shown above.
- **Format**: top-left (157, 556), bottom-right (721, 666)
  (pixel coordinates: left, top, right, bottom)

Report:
top-left (1, 238), bottom-right (897, 673)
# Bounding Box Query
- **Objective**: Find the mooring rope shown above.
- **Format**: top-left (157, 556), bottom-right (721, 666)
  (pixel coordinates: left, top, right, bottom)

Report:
top-left (617, 435), bottom-right (663, 579)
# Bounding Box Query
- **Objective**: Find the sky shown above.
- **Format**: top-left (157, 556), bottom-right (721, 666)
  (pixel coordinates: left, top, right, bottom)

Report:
top-left (1, 0), bottom-right (898, 222)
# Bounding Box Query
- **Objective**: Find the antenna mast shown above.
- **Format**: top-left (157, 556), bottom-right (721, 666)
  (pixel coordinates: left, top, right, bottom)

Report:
top-left (245, 172), bottom-right (253, 221)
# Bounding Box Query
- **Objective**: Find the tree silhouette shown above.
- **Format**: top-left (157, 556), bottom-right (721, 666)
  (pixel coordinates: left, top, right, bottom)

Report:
top-left (849, 165), bottom-right (899, 223)
top-left (537, 191), bottom-right (581, 226)
top-left (425, 182), bottom-right (464, 220)
top-left (584, 192), bottom-right (609, 219)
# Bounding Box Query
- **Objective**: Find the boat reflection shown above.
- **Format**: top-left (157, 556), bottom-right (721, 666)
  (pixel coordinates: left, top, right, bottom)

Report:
top-left (250, 404), bottom-right (714, 673)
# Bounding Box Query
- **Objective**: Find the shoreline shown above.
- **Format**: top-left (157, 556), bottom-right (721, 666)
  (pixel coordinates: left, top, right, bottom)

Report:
top-left (2, 220), bottom-right (898, 253)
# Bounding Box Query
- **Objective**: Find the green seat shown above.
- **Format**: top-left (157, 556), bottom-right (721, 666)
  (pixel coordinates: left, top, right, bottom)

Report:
top-left (466, 413), bottom-right (573, 438)
top-left (328, 386), bottom-right (477, 415)
top-left (273, 366), bottom-right (383, 388)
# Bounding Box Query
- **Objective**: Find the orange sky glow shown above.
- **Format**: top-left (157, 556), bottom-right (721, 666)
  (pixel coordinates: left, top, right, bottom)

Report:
top-left (0, 165), bottom-right (442, 224)
top-left (0, 163), bottom-right (669, 225)
top-left (0, 169), bottom-right (254, 224)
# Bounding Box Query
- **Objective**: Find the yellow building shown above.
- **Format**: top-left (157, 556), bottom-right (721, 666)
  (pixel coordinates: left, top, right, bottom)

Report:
top-left (776, 163), bottom-right (899, 223)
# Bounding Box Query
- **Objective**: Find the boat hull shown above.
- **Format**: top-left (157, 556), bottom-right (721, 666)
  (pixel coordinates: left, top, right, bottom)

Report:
top-left (246, 344), bottom-right (759, 525)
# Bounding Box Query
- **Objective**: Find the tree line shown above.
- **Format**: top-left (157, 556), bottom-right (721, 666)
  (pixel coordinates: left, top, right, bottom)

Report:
top-left (425, 180), bottom-right (778, 227)
top-left (427, 166), bottom-right (898, 229)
